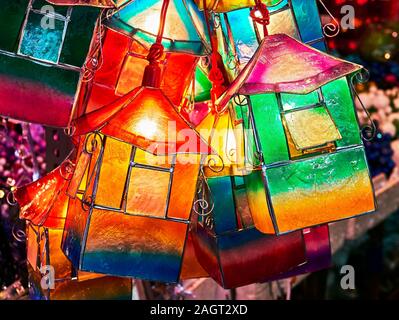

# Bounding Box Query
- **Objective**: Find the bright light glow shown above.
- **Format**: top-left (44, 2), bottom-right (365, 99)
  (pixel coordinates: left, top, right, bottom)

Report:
top-left (136, 118), bottom-right (158, 138)
top-left (384, 52), bottom-right (391, 60)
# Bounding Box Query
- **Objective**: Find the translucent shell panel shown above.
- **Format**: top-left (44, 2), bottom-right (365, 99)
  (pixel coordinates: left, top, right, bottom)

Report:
top-left (255, 8), bottom-right (299, 40)
top-left (250, 93), bottom-right (289, 164)
top-left (167, 155), bottom-right (201, 220)
top-left (281, 90), bottom-right (320, 111)
top-left (224, 8), bottom-right (257, 65)
top-left (322, 77), bottom-right (362, 147)
top-left (83, 209), bottom-right (188, 282)
top-left (243, 169), bottom-right (275, 234)
top-left (28, 264), bottom-right (133, 300)
top-left (15, 163), bottom-right (71, 226)
top-left (19, 12), bottom-right (65, 63)
top-left (180, 232), bottom-right (208, 280)
top-left (0, 54), bottom-right (78, 127)
top-left (283, 106), bottom-right (342, 150)
top-left (194, 66), bottom-right (212, 102)
top-left (95, 137), bottom-right (132, 209)
top-left (201, 112), bottom-right (247, 177)
top-left (62, 197), bottom-right (90, 267)
top-left (44, 276), bottom-right (132, 300)
top-left (268, 225), bottom-right (332, 281)
top-left (216, 227), bottom-right (305, 288)
top-left (266, 147), bottom-right (375, 233)
top-left (207, 176), bottom-right (237, 234)
top-left (46, 229), bottom-right (73, 281)
top-left (291, 0), bottom-right (324, 43)
top-left (67, 151), bottom-right (90, 198)
top-left (59, 7), bottom-right (100, 67)
top-left (134, 148), bottom-right (172, 168)
top-left (126, 167), bottom-right (170, 217)
top-left (27, 224), bottom-right (39, 270)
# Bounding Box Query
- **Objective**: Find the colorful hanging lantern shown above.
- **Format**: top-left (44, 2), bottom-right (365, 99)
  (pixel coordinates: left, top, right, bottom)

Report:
top-left (62, 84), bottom-right (212, 282)
top-left (0, 0), bottom-right (100, 127)
top-left (217, 34), bottom-right (376, 235)
top-left (105, 0), bottom-right (211, 55)
top-left (191, 174), bottom-right (309, 289)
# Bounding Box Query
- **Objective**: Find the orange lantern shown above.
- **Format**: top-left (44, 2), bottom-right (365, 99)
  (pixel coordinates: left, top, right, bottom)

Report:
top-left (62, 83), bottom-right (213, 282)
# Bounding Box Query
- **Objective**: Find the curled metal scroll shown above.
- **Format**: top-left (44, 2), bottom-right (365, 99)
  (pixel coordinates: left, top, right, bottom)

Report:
top-left (350, 70), bottom-right (376, 141)
top-left (193, 172), bottom-right (214, 220)
top-left (206, 153), bottom-right (225, 173)
top-left (12, 222), bottom-right (26, 243)
top-left (318, 0), bottom-right (341, 38)
top-left (6, 190), bottom-right (17, 206)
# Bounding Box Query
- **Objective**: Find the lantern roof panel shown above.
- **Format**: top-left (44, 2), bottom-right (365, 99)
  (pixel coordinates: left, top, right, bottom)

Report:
top-left (217, 34), bottom-right (362, 107)
top-left (14, 160), bottom-right (73, 227)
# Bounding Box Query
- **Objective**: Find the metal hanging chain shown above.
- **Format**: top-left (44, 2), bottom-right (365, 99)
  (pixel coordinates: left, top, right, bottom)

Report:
top-left (350, 70), bottom-right (376, 141)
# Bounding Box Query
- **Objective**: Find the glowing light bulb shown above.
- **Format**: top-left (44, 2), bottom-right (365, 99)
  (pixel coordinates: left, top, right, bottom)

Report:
top-left (384, 52), bottom-right (391, 60)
